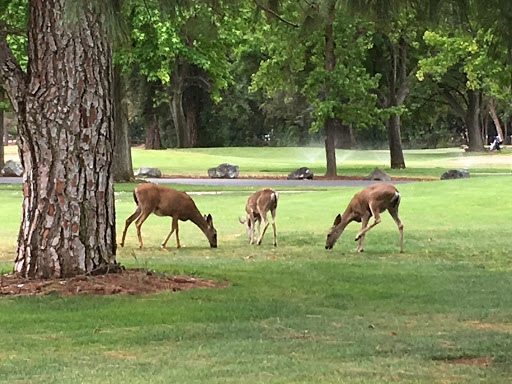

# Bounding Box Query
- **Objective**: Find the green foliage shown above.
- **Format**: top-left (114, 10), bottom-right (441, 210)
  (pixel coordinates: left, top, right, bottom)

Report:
top-left (0, 0), bottom-right (28, 71)
top-left (251, 2), bottom-right (383, 132)
top-left (118, 1), bottom-right (244, 97)
top-left (417, 29), bottom-right (510, 98)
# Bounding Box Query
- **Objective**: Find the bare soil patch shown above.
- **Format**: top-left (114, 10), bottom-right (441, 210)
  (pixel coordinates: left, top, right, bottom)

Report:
top-left (435, 355), bottom-right (493, 367)
top-left (0, 268), bottom-right (228, 297)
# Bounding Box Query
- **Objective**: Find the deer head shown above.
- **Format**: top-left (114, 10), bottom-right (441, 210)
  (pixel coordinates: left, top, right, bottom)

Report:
top-left (325, 213), bottom-right (346, 249)
top-left (204, 214), bottom-right (217, 248)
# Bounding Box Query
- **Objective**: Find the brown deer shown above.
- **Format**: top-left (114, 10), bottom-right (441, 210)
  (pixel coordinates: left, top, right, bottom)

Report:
top-left (120, 183), bottom-right (217, 249)
top-left (239, 188), bottom-right (278, 246)
top-left (325, 183), bottom-right (403, 252)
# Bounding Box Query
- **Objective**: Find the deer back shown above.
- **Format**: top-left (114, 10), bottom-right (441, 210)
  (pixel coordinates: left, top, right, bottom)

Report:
top-left (346, 183), bottom-right (399, 218)
top-left (135, 184), bottom-right (199, 220)
top-left (246, 188), bottom-right (278, 216)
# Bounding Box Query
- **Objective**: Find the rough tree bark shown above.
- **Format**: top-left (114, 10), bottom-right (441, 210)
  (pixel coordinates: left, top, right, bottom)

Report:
top-left (323, 1), bottom-right (337, 177)
top-left (113, 64), bottom-right (133, 181)
top-left (385, 37), bottom-right (408, 169)
top-left (335, 123), bottom-right (353, 149)
top-left (169, 58), bottom-right (200, 148)
top-left (442, 87), bottom-right (485, 151)
top-left (488, 97), bottom-right (504, 142)
top-left (0, 89), bottom-right (4, 170)
top-left (0, 0), bottom-right (117, 278)
top-left (145, 116), bottom-right (162, 149)
top-left (142, 80), bottom-right (162, 149)
top-left (465, 89), bottom-right (485, 151)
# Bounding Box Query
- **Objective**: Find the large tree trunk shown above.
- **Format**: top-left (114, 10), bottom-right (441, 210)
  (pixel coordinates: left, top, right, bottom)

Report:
top-left (183, 87), bottom-right (200, 147)
top-left (386, 37), bottom-right (408, 169)
top-left (335, 123), bottom-right (353, 149)
top-left (145, 116), bottom-right (162, 149)
top-left (387, 114), bottom-right (406, 169)
top-left (141, 79), bottom-right (163, 150)
top-left (0, 89), bottom-right (4, 170)
top-left (113, 64), bottom-right (133, 181)
top-left (0, 0), bottom-right (117, 278)
top-left (466, 89), bottom-right (485, 152)
top-left (323, 1), bottom-right (337, 177)
top-left (324, 117), bottom-right (338, 177)
top-left (488, 97), bottom-right (504, 142)
top-left (169, 59), bottom-right (199, 148)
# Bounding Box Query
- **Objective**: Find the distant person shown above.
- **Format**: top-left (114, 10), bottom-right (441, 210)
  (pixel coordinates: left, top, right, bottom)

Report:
top-left (490, 135), bottom-right (502, 151)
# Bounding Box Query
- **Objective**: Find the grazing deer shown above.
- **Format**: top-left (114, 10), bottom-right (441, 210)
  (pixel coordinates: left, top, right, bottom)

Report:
top-left (120, 183), bottom-right (217, 249)
top-left (239, 188), bottom-right (278, 246)
top-left (325, 183), bottom-right (403, 252)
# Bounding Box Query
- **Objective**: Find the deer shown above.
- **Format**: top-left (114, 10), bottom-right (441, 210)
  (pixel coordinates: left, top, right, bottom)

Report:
top-left (325, 182), bottom-right (403, 252)
top-left (120, 183), bottom-right (217, 249)
top-left (238, 188), bottom-right (278, 246)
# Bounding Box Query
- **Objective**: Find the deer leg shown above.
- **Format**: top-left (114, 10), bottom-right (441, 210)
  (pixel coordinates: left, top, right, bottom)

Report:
top-left (120, 207), bottom-right (141, 247)
top-left (355, 207), bottom-right (382, 240)
top-left (161, 216), bottom-right (179, 249)
top-left (388, 207), bottom-right (404, 253)
top-left (355, 216), bottom-right (370, 252)
top-left (270, 208), bottom-right (277, 247)
top-left (134, 211), bottom-right (152, 249)
top-left (174, 218), bottom-right (181, 249)
top-left (257, 212), bottom-right (270, 245)
top-left (249, 213), bottom-right (257, 244)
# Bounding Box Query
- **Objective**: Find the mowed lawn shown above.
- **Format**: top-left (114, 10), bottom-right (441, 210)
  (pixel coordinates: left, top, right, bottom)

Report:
top-left (1, 148), bottom-right (512, 382)
top-left (5, 144), bottom-right (512, 177)
top-left (129, 146), bottom-right (512, 178)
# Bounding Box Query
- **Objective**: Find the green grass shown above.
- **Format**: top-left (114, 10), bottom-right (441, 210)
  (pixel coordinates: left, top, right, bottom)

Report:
top-left (129, 146), bottom-right (512, 178)
top-left (2, 148), bottom-right (512, 382)
top-left (7, 144), bottom-right (512, 178)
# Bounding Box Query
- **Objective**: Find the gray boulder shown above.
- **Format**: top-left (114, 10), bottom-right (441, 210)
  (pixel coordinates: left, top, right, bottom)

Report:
top-left (364, 167), bottom-right (391, 182)
top-left (134, 167), bottom-right (162, 178)
top-left (441, 169), bottom-right (470, 180)
top-left (208, 163), bottom-right (239, 179)
top-left (2, 160), bottom-right (23, 177)
top-left (287, 167), bottom-right (314, 180)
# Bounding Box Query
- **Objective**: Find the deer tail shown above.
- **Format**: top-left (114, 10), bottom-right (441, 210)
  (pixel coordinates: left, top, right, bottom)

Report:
top-left (271, 191), bottom-right (279, 207)
top-left (133, 189), bottom-right (139, 206)
top-left (390, 191), bottom-right (401, 207)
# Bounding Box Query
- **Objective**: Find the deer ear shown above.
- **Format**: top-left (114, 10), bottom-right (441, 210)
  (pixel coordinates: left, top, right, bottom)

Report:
top-left (333, 214), bottom-right (342, 226)
top-left (206, 214), bottom-right (213, 225)
top-left (238, 216), bottom-right (246, 224)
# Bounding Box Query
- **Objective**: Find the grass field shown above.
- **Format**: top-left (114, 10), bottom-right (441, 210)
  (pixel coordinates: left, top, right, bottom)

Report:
top-left (4, 144), bottom-right (512, 177)
top-left (1, 148), bottom-right (512, 383)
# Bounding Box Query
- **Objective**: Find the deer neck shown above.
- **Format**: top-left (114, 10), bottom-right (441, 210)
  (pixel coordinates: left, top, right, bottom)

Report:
top-left (189, 210), bottom-right (211, 238)
top-left (338, 212), bottom-right (355, 231)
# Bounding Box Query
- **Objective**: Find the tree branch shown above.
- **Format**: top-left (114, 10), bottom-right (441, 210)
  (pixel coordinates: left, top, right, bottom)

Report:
top-left (184, 75), bottom-right (211, 91)
top-left (440, 88), bottom-right (466, 120)
top-left (0, 32), bottom-right (26, 113)
top-left (370, 87), bottom-right (388, 108)
top-left (395, 37), bottom-right (410, 105)
top-left (252, 0), bottom-right (299, 28)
